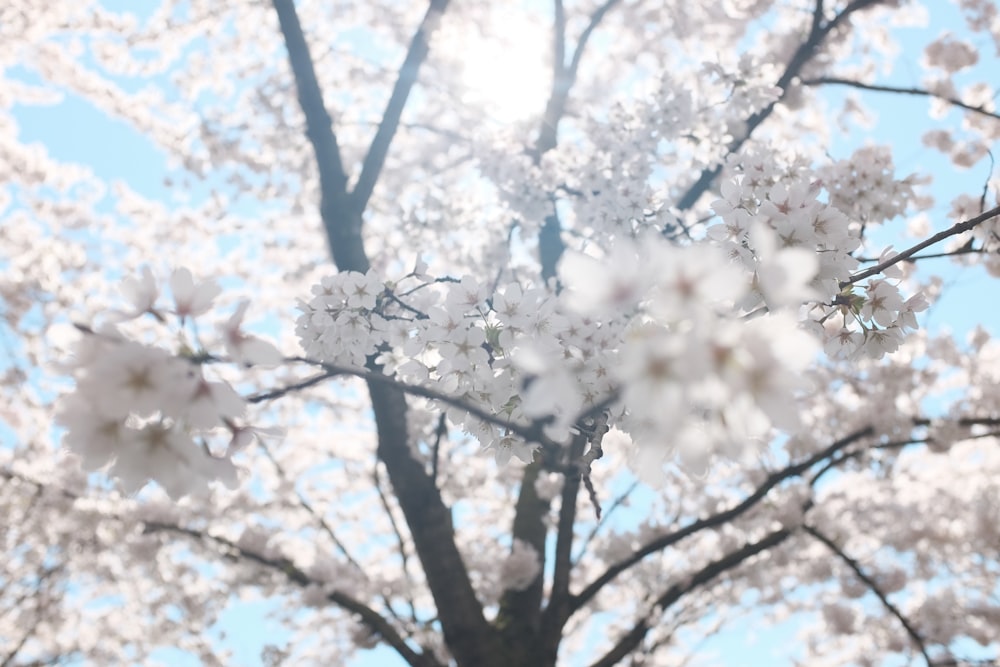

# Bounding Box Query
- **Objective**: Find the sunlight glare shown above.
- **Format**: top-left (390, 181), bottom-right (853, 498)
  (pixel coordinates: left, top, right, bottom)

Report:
top-left (453, 15), bottom-right (552, 125)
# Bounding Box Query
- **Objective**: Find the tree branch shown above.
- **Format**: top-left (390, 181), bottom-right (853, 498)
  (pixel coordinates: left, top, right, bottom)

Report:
top-left (366, 378), bottom-right (507, 666)
top-left (350, 0), bottom-right (450, 214)
top-left (271, 0), bottom-right (358, 268)
top-left (676, 0), bottom-right (884, 212)
top-left (496, 460), bottom-right (550, 654)
top-left (855, 244), bottom-right (986, 264)
top-left (143, 520), bottom-right (440, 667)
top-left (274, 2), bottom-right (504, 660)
top-left (842, 204), bottom-right (1000, 286)
top-left (0, 467), bottom-right (436, 666)
top-left (373, 461), bottom-right (420, 622)
top-left (572, 480), bottom-right (640, 565)
top-left (533, 0), bottom-right (622, 286)
top-left (534, 0), bottom-right (620, 156)
top-left (539, 433), bottom-right (589, 661)
top-left (803, 525), bottom-right (933, 667)
top-left (801, 76), bottom-right (1000, 122)
top-left (569, 427), bottom-right (874, 614)
top-left (588, 528), bottom-right (792, 667)
top-left (285, 356), bottom-right (562, 450)
top-left (258, 443), bottom-right (364, 572)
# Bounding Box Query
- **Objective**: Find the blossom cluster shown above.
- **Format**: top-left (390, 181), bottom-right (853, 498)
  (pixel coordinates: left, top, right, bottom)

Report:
top-left (296, 239), bottom-right (819, 474)
top-left (708, 148), bottom-right (929, 360)
top-left (56, 268), bottom-right (281, 497)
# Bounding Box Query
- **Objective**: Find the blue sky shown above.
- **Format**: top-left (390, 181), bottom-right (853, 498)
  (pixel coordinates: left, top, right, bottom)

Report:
top-left (8, 1), bottom-right (999, 666)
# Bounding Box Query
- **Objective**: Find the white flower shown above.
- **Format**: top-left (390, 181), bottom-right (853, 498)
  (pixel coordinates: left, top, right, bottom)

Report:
top-left (559, 241), bottom-right (648, 315)
top-left (861, 326), bottom-right (904, 358)
top-left (512, 338), bottom-right (583, 427)
top-left (341, 271), bottom-right (383, 310)
top-left (491, 436), bottom-right (536, 467)
top-left (875, 247), bottom-right (904, 280)
top-left (170, 267), bottom-right (222, 320)
top-left (748, 222), bottom-right (819, 309)
top-left (113, 266), bottom-right (159, 321)
top-left (533, 472), bottom-right (564, 501)
top-left (226, 423), bottom-right (285, 456)
top-left (83, 342), bottom-right (195, 419)
top-left (649, 243), bottom-right (746, 317)
top-left (824, 327), bottom-right (864, 359)
top-left (56, 394), bottom-right (128, 470)
top-left (860, 280), bottom-right (903, 328)
top-left (111, 421), bottom-right (238, 498)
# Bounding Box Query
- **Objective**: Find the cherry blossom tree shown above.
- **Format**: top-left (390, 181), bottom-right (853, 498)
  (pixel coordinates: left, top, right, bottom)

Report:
top-left (3, 0), bottom-right (1000, 665)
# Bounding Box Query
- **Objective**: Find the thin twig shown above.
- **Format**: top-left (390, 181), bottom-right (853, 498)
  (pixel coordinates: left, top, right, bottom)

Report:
top-left (804, 525), bottom-right (933, 667)
top-left (801, 76), bottom-right (1000, 122)
top-left (842, 205), bottom-right (1000, 286)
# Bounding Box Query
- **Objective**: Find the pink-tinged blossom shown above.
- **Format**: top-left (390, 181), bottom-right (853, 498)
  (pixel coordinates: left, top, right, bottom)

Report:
top-left (56, 394), bottom-right (129, 471)
top-left (340, 270), bottom-right (383, 310)
top-left (179, 376), bottom-right (246, 430)
top-left (226, 423), bottom-right (285, 456)
top-left (220, 300), bottom-right (282, 367)
top-left (861, 327), bottom-right (904, 358)
top-left (650, 244), bottom-right (746, 316)
top-left (110, 422), bottom-right (238, 498)
top-left (923, 33), bottom-right (979, 73)
top-left (860, 280), bottom-right (904, 328)
top-left (533, 471), bottom-right (564, 501)
top-left (56, 324), bottom-right (250, 498)
top-left (874, 247), bottom-right (904, 279)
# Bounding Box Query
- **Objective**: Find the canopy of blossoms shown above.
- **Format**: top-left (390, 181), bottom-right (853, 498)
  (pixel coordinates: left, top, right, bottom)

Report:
top-left (2, 0), bottom-right (1000, 665)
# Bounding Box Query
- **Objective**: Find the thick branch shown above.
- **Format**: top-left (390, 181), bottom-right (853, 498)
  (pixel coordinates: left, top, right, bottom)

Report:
top-left (570, 427), bottom-right (874, 614)
top-left (842, 204), bottom-right (1000, 286)
top-left (144, 520), bottom-right (439, 667)
top-left (538, 206), bottom-right (565, 287)
top-left (539, 434), bottom-right (589, 662)
top-left (676, 0), bottom-right (883, 212)
top-left (274, 2), bottom-right (503, 660)
top-left (366, 380), bottom-right (506, 666)
top-left (801, 76), bottom-right (1000, 122)
top-left (534, 0), bottom-right (620, 156)
top-left (271, 0), bottom-right (360, 269)
top-left (350, 0), bottom-right (450, 214)
top-left (588, 528), bottom-right (792, 667)
top-left (804, 525), bottom-right (933, 667)
top-left (496, 460), bottom-right (550, 653)
top-left (532, 0), bottom-right (621, 286)
top-left (374, 461), bottom-right (420, 622)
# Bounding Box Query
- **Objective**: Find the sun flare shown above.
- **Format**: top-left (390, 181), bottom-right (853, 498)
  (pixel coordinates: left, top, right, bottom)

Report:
top-left (446, 14), bottom-right (553, 124)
